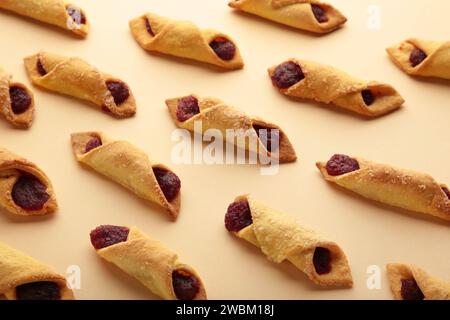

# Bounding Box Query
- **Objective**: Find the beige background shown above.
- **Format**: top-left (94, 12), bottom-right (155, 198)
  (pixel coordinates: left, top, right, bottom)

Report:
top-left (0, 0), bottom-right (449, 300)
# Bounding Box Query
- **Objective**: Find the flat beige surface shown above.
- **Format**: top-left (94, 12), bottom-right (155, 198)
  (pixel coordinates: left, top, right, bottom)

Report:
top-left (0, 0), bottom-right (449, 300)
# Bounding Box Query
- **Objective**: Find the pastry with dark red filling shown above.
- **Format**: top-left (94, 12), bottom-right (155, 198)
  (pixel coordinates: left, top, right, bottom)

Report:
top-left (387, 38), bottom-right (450, 80)
top-left (90, 225), bottom-right (206, 300)
top-left (0, 146), bottom-right (57, 216)
top-left (268, 58), bottom-right (405, 117)
top-left (24, 52), bottom-right (136, 118)
top-left (0, 0), bottom-right (89, 38)
top-left (229, 0), bottom-right (347, 34)
top-left (0, 67), bottom-right (35, 128)
top-left (225, 195), bottom-right (353, 287)
top-left (71, 132), bottom-right (181, 219)
top-left (0, 241), bottom-right (73, 300)
top-left (387, 263), bottom-right (450, 300)
top-left (316, 154), bottom-right (450, 221)
top-left (129, 12), bottom-right (244, 70)
top-left (166, 94), bottom-right (297, 163)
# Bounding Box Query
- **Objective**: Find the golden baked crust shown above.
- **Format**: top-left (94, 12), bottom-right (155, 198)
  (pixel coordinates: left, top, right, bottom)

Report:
top-left (229, 0), bottom-right (347, 34)
top-left (129, 12), bottom-right (244, 70)
top-left (71, 132), bottom-right (181, 219)
top-left (387, 263), bottom-right (450, 300)
top-left (24, 52), bottom-right (136, 118)
top-left (387, 38), bottom-right (450, 80)
top-left (0, 241), bottom-right (74, 300)
top-left (166, 94), bottom-right (297, 163)
top-left (268, 58), bottom-right (405, 117)
top-left (0, 67), bottom-right (34, 128)
top-left (94, 226), bottom-right (207, 300)
top-left (0, 147), bottom-right (57, 216)
top-left (0, 0), bottom-right (89, 38)
top-left (316, 157), bottom-right (450, 221)
top-left (230, 195), bottom-right (353, 287)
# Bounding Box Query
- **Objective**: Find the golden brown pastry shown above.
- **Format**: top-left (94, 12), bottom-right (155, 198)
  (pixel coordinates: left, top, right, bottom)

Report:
top-left (0, 146), bottom-right (57, 216)
top-left (24, 52), bottom-right (136, 118)
top-left (387, 263), bottom-right (450, 300)
top-left (129, 12), bottom-right (244, 70)
top-left (71, 132), bottom-right (181, 219)
top-left (166, 94), bottom-right (297, 163)
top-left (90, 225), bottom-right (207, 300)
top-left (268, 58), bottom-right (405, 117)
top-left (0, 241), bottom-right (74, 300)
top-left (0, 67), bottom-right (35, 128)
top-left (225, 195), bottom-right (353, 287)
top-left (229, 0), bottom-right (347, 34)
top-left (0, 0), bottom-right (89, 38)
top-left (316, 154), bottom-right (450, 221)
top-left (387, 38), bottom-right (450, 80)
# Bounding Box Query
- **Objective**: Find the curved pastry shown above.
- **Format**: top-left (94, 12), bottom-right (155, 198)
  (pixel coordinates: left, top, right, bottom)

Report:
top-left (0, 67), bottom-right (35, 128)
top-left (316, 154), bottom-right (450, 221)
top-left (90, 225), bottom-right (207, 300)
top-left (24, 52), bottom-right (136, 118)
top-left (387, 263), bottom-right (450, 300)
top-left (225, 195), bottom-right (353, 287)
top-left (0, 0), bottom-right (89, 38)
top-left (71, 132), bottom-right (181, 219)
top-left (229, 0), bottom-right (347, 34)
top-left (129, 12), bottom-right (244, 70)
top-left (0, 146), bottom-right (57, 216)
top-left (166, 94), bottom-right (297, 163)
top-left (268, 59), bottom-right (405, 117)
top-left (0, 241), bottom-right (74, 300)
top-left (387, 38), bottom-right (450, 80)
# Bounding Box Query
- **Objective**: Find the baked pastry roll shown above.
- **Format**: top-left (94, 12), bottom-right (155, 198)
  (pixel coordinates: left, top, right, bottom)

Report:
top-left (24, 52), bottom-right (136, 118)
top-left (225, 195), bottom-right (353, 287)
top-left (90, 225), bottom-right (207, 300)
top-left (268, 59), bottom-right (405, 117)
top-left (229, 0), bottom-right (347, 34)
top-left (0, 241), bottom-right (74, 300)
top-left (0, 67), bottom-right (35, 128)
top-left (387, 263), bottom-right (450, 300)
top-left (129, 12), bottom-right (244, 70)
top-left (0, 0), bottom-right (89, 38)
top-left (316, 154), bottom-right (450, 221)
top-left (387, 39), bottom-right (450, 80)
top-left (166, 94), bottom-right (297, 163)
top-left (0, 146), bottom-right (57, 216)
top-left (71, 132), bottom-right (181, 219)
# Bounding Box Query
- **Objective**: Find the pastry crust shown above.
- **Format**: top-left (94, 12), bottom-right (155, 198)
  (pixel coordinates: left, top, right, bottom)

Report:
top-left (316, 157), bottom-right (450, 221)
top-left (94, 226), bottom-right (207, 300)
top-left (0, 146), bottom-right (57, 216)
top-left (166, 95), bottom-right (297, 163)
top-left (0, 241), bottom-right (74, 300)
top-left (24, 52), bottom-right (136, 118)
top-left (387, 263), bottom-right (450, 300)
top-left (0, 0), bottom-right (89, 38)
top-left (269, 59), bottom-right (405, 117)
top-left (387, 38), bottom-right (450, 80)
top-left (71, 132), bottom-right (180, 219)
top-left (229, 0), bottom-right (347, 34)
top-left (230, 195), bottom-right (353, 287)
top-left (129, 12), bottom-right (244, 70)
top-left (0, 67), bottom-right (35, 128)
